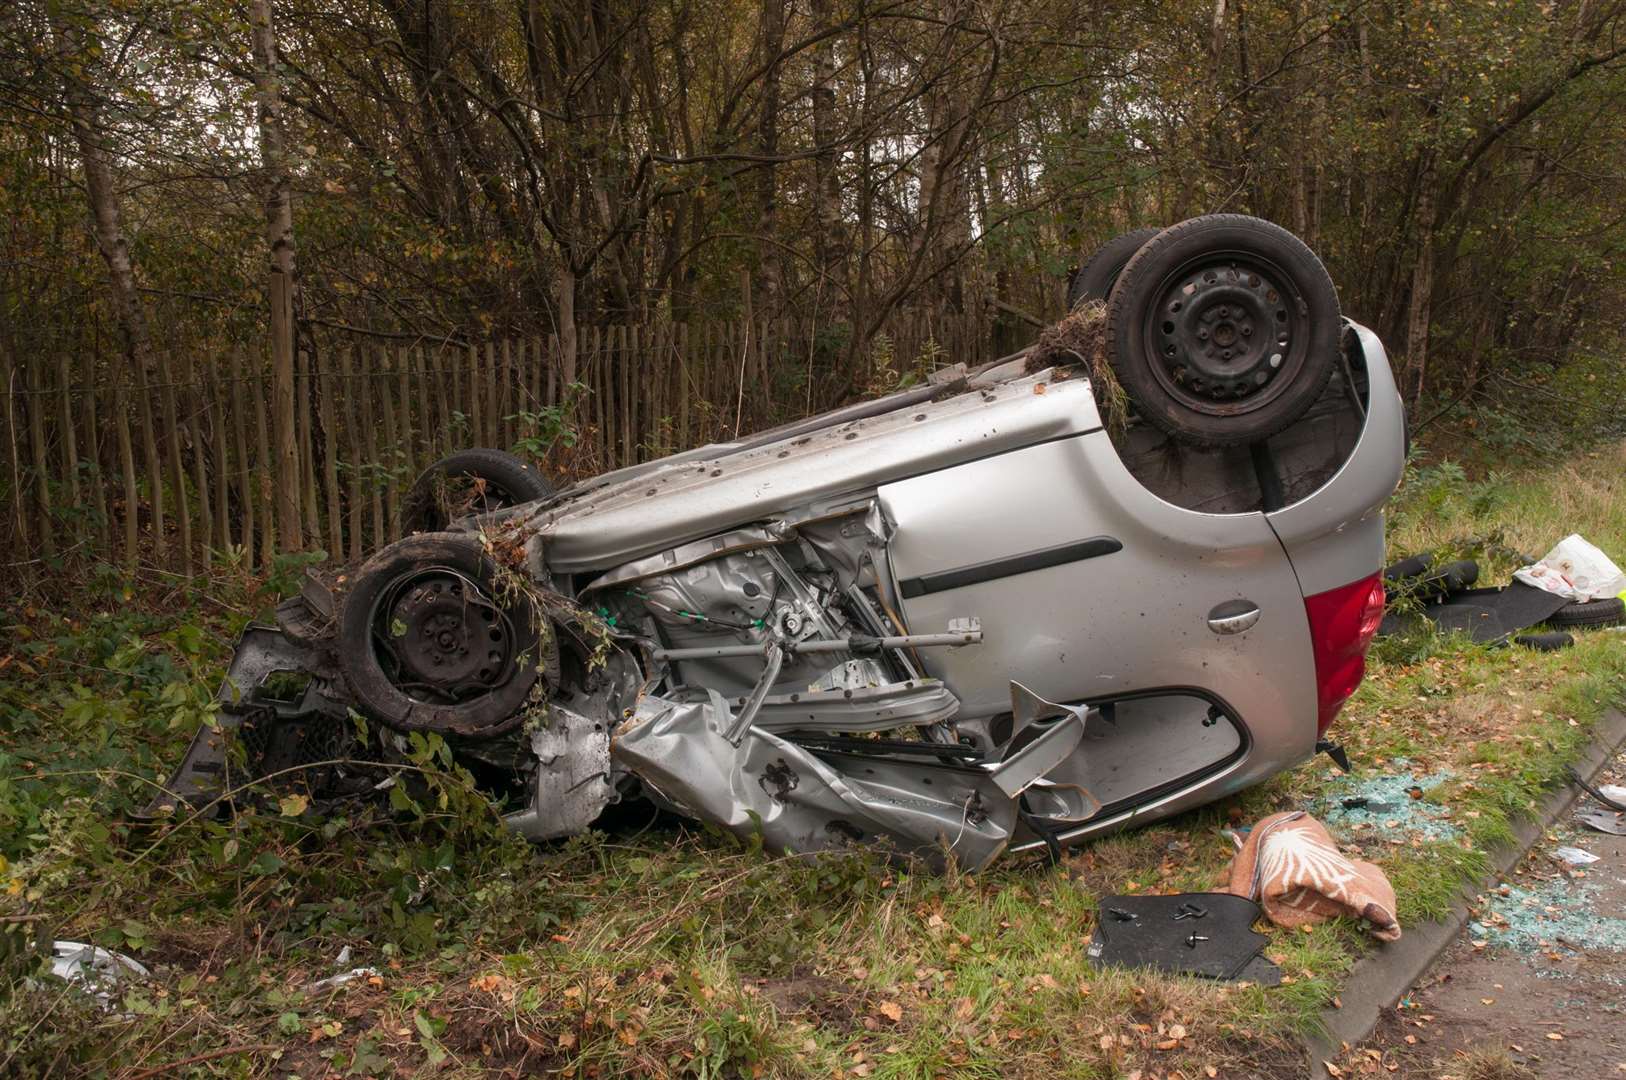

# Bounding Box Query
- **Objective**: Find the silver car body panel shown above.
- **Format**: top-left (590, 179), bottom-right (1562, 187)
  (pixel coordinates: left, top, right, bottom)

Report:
top-left (1265, 323), bottom-right (1406, 595)
top-left (524, 368), bottom-right (1101, 572)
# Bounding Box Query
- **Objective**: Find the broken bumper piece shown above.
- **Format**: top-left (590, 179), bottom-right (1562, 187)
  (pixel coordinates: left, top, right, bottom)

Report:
top-left (613, 681), bottom-right (1100, 871)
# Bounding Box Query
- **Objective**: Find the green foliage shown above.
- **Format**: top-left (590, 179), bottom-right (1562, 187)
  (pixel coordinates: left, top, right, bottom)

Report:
top-left (509, 380), bottom-right (588, 463)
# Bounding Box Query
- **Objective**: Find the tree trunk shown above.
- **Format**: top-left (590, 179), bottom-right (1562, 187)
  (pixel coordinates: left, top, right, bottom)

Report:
top-left (755, 0), bottom-right (786, 310)
top-left (251, 0), bottom-right (302, 550)
top-left (810, 0), bottom-right (845, 295)
top-left (1404, 164), bottom-right (1439, 408)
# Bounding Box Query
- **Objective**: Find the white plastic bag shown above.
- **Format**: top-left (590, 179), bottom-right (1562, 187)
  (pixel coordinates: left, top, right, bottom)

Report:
top-left (1514, 534), bottom-right (1626, 602)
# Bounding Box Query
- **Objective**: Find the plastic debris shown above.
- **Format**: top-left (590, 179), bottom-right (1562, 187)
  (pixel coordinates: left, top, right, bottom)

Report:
top-left (1514, 534), bottom-right (1626, 603)
top-left (1087, 893), bottom-right (1280, 984)
top-left (305, 966), bottom-right (382, 992)
top-left (1551, 845), bottom-right (1601, 866)
top-left (49, 940), bottom-right (150, 1009)
top-left (1575, 807), bottom-right (1626, 835)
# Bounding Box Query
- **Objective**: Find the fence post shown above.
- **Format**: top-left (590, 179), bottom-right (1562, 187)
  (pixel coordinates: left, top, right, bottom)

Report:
top-left (498, 336), bottom-right (513, 450)
top-left (109, 369), bottom-right (135, 570)
top-left (229, 346), bottom-right (255, 569)
top-left (340, 347), bottom-right (363, 562)
top-left (361, 349), bottom-right (383, 548)
top-left (396, 345), bottom-right (414, 478)
top-left (467, 342), bottom-right (483, 447)
top-left (379, 352), bottom-right (400, 541)
top-left (676, 323), bottom-right (690, 448)
top-left (135, 358), bottom-right (165, 564)
top-left (183, 351), bottom-right (212, 567)
top-left (55, 357), bottom-right (83, 548)
top-left (252, 350), bottom-right (277, 569)
top-left (207, 357), bottom-right (230, 559)
top-left (318, 351), bottom-right (343, 561)
top-left (79, 350), bottom-right (110, 555)
top-left (26, 363), bottom-right (56, 559)
top-left (298, 349), bottom-right (322, 551)
top-left (620, 324), bottom-right (635, 465)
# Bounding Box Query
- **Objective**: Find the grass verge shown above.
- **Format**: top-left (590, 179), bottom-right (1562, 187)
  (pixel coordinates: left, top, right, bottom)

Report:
top-left (2, 443), bottom-right (1625, 1079)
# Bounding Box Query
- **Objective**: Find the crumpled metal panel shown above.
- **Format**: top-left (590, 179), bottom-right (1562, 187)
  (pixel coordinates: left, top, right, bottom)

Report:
top-left (612, 682), bottom-right (1095, 871)
top-left (502, 705), bottom-right (614, 841)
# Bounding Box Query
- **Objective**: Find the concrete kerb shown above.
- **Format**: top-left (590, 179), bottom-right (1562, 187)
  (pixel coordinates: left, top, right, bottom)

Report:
top-left (1303, 705), bottom-right (1626, 1079)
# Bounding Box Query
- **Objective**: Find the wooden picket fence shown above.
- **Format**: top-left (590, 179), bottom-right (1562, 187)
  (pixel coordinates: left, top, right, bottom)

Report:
top-left (2, 307), bottom-right (1004, 580)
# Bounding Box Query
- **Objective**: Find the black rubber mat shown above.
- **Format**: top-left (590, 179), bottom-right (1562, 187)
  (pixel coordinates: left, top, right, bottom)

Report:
top-left (1419, 581), bottom-right (1571, 642)
top-left (1087, 893), bottom-right (1279, 983)
top-left (1379, 580), bottom-right (1570, 643)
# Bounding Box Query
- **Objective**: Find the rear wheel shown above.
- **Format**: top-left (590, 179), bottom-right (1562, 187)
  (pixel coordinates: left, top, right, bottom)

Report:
top-left (1067, 227), bottom-right (1162, 310)
top-left (400, 449), bottom-right (554, 534)
top-left (1105, 214), bottom-right (1340, 447)
top-left (337, 532), bottom-right (544, 737)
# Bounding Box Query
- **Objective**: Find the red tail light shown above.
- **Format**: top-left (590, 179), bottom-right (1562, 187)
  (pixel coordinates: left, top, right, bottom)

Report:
top-left (1303, 573), bottom-right (1385, 735)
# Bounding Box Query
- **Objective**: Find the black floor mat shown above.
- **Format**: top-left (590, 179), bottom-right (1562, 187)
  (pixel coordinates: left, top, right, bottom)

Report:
top-left (1379, 580), bottom-right (1570, 643)
top-left (1087, 893), bottom-right (1280, 983)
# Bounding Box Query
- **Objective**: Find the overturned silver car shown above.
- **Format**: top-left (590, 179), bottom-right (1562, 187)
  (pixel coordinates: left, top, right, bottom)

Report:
top-left (157, 216), bottom-right (1404, 870)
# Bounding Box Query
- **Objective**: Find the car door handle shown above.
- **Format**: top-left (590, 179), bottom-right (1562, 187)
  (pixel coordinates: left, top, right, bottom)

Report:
top-left (1207, 600), bottom-right (1261, 635)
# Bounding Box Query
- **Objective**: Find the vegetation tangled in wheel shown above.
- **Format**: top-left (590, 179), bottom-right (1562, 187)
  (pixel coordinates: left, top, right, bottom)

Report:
top-left (337, 532), bottom-right (544, 737)
top-left (400, 448), bottom-right (555, 535)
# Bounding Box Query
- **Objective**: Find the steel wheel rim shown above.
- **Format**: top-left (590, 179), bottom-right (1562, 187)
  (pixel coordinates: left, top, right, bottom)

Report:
top-left (1140, 250), bottom-right (1309, 416)
top-left (369, 566), bottom-right (519, 705)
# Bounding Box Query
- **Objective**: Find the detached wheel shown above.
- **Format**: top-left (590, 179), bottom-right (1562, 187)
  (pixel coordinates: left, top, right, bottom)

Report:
top-left (1067, 227), bottom-right (1162, 309)
top-left (400, 449), bottom-right (553, 534)
top-left (1545, 597), bottom-right (1625, 629)
top-left (1106, 214), bottom-right (1340, 447)
top-left (337, 532), bottom-right (544, 736)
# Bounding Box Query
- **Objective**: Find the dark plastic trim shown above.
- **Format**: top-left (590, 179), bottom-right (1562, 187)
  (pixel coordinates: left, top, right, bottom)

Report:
top-left (898, 535), bottom-right (1123, 598)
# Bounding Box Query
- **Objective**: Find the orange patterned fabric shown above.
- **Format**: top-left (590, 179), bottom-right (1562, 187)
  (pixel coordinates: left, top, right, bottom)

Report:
top-left (1225, 810), bottom-right (1401, 941)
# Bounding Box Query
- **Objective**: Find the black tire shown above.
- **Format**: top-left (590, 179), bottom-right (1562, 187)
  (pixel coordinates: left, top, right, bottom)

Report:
top-left (1383, 553), bottom-right (1435, 583)
top-left (1514, 631), bottom-right (1574, 652)
top-left (337, 532), bottom-right (542, 737)
top-left (1067, 227), bottom-right (1163, 310)
top-left (1436, 559), bottom-right (1479, 594)
top-left (1105, 214), bottom-right (1340, 447)
top-left (1545, 597), bottom-right (1625, 629)
top-left (400, 449), bottom-right (554, 535)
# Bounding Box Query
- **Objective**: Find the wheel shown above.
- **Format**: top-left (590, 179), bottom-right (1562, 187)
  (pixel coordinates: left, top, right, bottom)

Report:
top-left (1067, 227), bottom-right (1163, 309)
top-left (1383, 553), bottom-right (1434, 583)
top-left (1105, 214), bottom-right (1340, 447)
top-left (337, 532), bottom-right (543, 736)
top-left (1545, 597), bottom-right (1625, 629)
top-left (1433, 559), bottom-right (1478, 595)
top-left (400, 449), bottom-right (554, 535)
